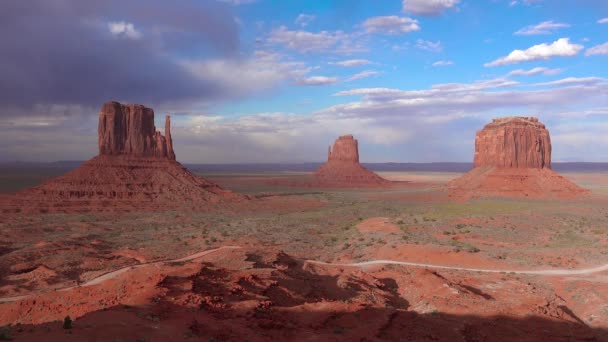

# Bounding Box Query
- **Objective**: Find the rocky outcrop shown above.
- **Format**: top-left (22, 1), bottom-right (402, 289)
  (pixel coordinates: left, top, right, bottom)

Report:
top-left (313, 135), bottom-right (389, 187)
top-left (5, 101), bottom-right (241, 213)
top-left (474, 117), bottom-right (551, 169)
top-left (328, 135), bottom-right (360, 162)
top-left (98, 101), bottom-right (175, 159)
top-left (448, 117), bottom-right (588, 199)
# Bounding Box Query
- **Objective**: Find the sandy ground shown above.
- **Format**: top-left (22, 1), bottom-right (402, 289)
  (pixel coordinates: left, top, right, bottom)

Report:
top-left (1, 170), bottom-right (608, 340)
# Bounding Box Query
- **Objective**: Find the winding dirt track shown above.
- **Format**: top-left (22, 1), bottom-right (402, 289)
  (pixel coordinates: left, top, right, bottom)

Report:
top-left (2, 245), bottom-right (608, 304)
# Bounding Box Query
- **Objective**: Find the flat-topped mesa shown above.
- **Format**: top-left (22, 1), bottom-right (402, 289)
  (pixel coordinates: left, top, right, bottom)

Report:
top-left (98, 101), bottom-right (176, 160)
top-left (474, 116), bottom-right (551, 169)
top-left (448, 116), bottom-right (588, 199)
top-left (328, 135), bottom-right (359, 163)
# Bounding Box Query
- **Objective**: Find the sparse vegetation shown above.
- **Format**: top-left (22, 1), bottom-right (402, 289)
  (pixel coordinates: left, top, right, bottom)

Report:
top-left (63, 316), bottom-right (73, 330)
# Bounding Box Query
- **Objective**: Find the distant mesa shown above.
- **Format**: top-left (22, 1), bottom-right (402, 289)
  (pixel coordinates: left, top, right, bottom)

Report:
top-left (313, 135), bottom-right (389, 187)
top-left (4, 101), bottom-right (241, 213)
top-left (448, 116), bottom-right (588, 199)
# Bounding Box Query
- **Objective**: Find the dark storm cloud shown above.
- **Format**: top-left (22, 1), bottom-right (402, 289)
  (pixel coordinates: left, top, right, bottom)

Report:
top-left (0, 0), bottom-right (240, 110)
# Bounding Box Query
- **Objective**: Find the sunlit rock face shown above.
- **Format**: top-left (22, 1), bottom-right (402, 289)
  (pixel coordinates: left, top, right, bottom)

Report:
top-left (314, 135), bottom-right (388, 187)
top-left (447, 117), bottom-right (587, 199)
top-left (474, 117), bottom-right (551, 169)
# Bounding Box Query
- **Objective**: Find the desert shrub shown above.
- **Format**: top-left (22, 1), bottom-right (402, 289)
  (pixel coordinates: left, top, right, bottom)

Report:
top-left (0, 326), bottom-right (13, 341)
top-left (63, 316), bottom-right (73, 330)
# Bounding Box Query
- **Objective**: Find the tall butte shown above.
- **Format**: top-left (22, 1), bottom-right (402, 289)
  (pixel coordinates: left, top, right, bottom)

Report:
top-left (448, 116), bottom-right (588, 199)
top-left (313, 135), bottom-right (389, 187)
top-left (7, 101), bottom-right (240, 213)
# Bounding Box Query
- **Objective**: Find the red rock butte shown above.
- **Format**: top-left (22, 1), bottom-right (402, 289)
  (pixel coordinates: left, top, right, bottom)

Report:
top-left (448, 117), bottom-right (588, 199)
top-left (4, 101), bottom-right (240, 213)
top-left (98, 101), bottom-right (176, 160)
top-left (313, 135), bottom-right (389, 187)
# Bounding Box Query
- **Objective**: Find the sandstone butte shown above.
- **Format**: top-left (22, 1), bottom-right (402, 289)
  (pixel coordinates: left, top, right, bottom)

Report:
top-left (313, 135), bottom-right (389, 187)
top-left (448, 116), bottom-right (588, 199)
top-left (4, 101), bottom-right (240, 213)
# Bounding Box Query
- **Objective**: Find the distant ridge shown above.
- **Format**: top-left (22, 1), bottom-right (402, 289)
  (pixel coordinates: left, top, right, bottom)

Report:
top-left (3, 162), bottom-right (608, 173)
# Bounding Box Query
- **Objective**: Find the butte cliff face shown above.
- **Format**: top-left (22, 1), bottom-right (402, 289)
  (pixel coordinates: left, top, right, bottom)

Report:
top-left (474, 117), bottom-right (551, 169)
top-left (5, 101), bottom-right (240, 213)
top-left (448, 117), bottom-right (587, 199)
top-left (98, 101), bottom-right (176, 159)
top-left (313, 135), bottom-right (388, 187)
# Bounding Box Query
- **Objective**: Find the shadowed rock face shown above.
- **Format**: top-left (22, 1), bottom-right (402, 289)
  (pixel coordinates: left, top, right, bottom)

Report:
top-left (448, 117), bottom-right (587, 199)
top-left (474, 117), bottom-right (551, 169)
top-left (98, 101), bottom-right (175, 160)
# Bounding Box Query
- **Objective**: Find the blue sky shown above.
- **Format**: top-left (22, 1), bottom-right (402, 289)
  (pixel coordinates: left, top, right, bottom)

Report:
top-left (1, 0), bottom-right (608, 163)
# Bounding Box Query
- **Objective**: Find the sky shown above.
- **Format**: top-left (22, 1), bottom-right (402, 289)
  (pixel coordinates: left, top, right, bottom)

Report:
top-left (1, 0), bottom-right (608, 163)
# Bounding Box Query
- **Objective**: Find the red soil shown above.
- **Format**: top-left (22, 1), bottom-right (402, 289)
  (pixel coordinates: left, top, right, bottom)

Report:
top-left (1, 247), bottom-right (604, 341)
top-left (357, 217), bottom-right (400, 233)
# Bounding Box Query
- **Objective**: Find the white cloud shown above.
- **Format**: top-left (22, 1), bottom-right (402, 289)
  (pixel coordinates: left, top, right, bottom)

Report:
top-left (598, 18), bottom-right (608, 24)
top-left (347, 70), bottom-right (379, 81)
top-left (507, 67), bottom-right (561, 76)
top-left (432, 60), bottom-right (454, 66)
top-left (585, 42), bottom-right (608, 56)
top-left (333, 59), bottom-right (372, 67)
top-left (363, 16), bottom-right (420, 35)
top-left (175, 110), bottom-right (412, 163)
top-left (107, 21), bottom-right (142, 40)
top-left (295, 14), bottom-right (316, 27)
top-left (531, 77), bottom-right (605, 87)
top-left (416, 39), bottom-right (443, 52)
top-left (267, 26), bottom-right (365, 54)
top-left (485, 38), bottom-right (583, 67)
top-left (514, 20), bottom-right (570, 35)
top-left (402, 0), bottom-right (460, 16)
top-left (296, 76), bottom-right (339, 86)
top-left (325, 78), bottom-right (608, 128)
top-left (180, 50), bottom-right (313, 95)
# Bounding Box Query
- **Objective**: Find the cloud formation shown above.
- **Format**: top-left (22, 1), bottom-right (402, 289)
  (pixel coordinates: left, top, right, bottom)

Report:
top-left (333, 59), bottom-right (372, 67)
top-left (347, 71), bottom-right (379, 81)
top-left (514, 20), bottom-right (570, 35)
top-left (363, 16), bottom-right (420, 35)
top-left (296, 76), bottom-right (339, 86)
top-left (416, 39), bottom-right (443, 52)
top-left (585, 42), bottom-right (608, 56)
top-left (0, 0), bottom-right (242, 110)
top-left (295, 14), bottom-right (316, 27)
top-left (402, 0), bottom-right (460, 16)
top-left (507, 67), bottom-right (562, 76)
top-left (485, 38), bottom-right (583, 67)
top-left (432, 60), bottom-right (454, 66)
top-left (267, 26), bottom-right (364, 54)
top-left (107, 21), bottom-right (142, 39)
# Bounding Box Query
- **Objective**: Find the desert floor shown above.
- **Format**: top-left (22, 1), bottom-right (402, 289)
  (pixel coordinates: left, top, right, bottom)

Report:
top-left (1, 169), bottom-right (608, 341)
